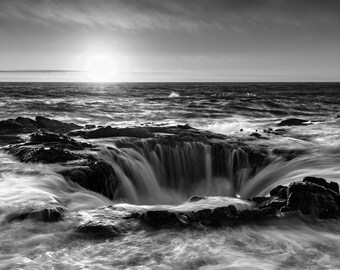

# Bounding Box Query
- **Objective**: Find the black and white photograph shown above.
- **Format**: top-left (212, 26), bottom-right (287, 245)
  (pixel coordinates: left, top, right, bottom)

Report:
top-left (0, 0), bottom-right (340, 269)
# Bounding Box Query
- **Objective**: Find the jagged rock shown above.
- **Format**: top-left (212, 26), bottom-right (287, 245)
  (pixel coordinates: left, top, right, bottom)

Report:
top-left (140, 210), bottom-right (180, 228)
top-left (258, 197), bottom-right (287, 209)
top-left (0, 135), bottom-right (24, 146)
top-left (7, 146), bottom-right (82, 163)
top-left (0, 119), bottom-right (28, 134)
top-left (270, 185), bottom-right (287, 199)
top-left (69, 126), bottom-right (154, 139)
top-left (30, 132), bottom-right (92, 150)
top-left (35, 116), bottom-right (81, 133)
top-left (285, 179), bottom-right (340, 218)
top-left (60, 161), bottom-right (119, 200)
top-left (76, 222), bottom-right (120, 238)
top-left (15, 117), bottom-right (40, 131)
top-left (5, 206), bottom-right (64, 223)
top-left (277, 118), bottom-right (309, 126)
top-left (303, 176), bottom-right (339, 194)
top-left (0, 116), bottom-right (82, 142)
top-left (237, 207), bottom-right (277, 221)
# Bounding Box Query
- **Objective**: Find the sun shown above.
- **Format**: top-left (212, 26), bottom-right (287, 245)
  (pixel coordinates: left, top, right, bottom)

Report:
top-left (84, 54), bottom-right (120, 82)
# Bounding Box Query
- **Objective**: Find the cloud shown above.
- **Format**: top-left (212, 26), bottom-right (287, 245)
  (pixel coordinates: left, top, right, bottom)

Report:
top-left (0, 0), bottom-right (339, 33)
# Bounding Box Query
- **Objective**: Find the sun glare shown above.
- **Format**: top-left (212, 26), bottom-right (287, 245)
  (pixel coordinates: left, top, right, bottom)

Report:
top-left (84, 54), bottom-right (120, 82)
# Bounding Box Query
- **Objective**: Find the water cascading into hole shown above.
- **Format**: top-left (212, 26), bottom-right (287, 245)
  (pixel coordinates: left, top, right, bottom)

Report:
top-left (99, 138), bottom-right (264, 204)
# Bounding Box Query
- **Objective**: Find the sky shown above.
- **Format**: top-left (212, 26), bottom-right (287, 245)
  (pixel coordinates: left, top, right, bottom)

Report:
top-left (0, 0), bottom-right (339, 82)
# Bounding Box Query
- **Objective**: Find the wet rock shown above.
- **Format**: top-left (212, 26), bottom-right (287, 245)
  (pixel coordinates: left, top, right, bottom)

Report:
top-left (277, 118), bottom-right (309, 126)
top-left (7, 146), bottom-right (82, 163)
top-left (303, 176), bottom-right (339, 194)
top-left (140, 210), bottom-right (180, 228)
top-left (35, 116), bottom-right (81, 133)
top-left (238, 207), bottom-right (277, 221)
top-left (0, 119), bottom-right (28, 134)
top-left (270, 185), bottom-right (287, 199)
top-left (272, 148), bottom-right (307, 160)
top-left (76, 222), bottom-right (120, 238)
top-left (258, 197), bottom-right (287, 210)
top-left (188, 195), bottom-right (207, 202)
top-left (15, 117), bottom-right (40, 131)
top-left (69, 126), bottom-right (154, 139)
top-left (0, 135), bottom-right (24, 146)
top-left (250, 132), bottom-right (261, 138)
top-left (30, 132), bottom-right (91, 150)
top-left (0, 116), bottom-right (81, 136)
top-left (286, 180), bottom-right (340, 218)
top-left (60, 161), bottom-right (119, 200)
top-left (250, 197), bottom-right (270, 204)
top-left (5, 206), bottom-right (64, 223)
top-left (85, 124), bottom-right (96, 129)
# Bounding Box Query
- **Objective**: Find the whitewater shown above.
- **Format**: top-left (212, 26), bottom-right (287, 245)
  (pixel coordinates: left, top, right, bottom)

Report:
top-left (0, 82), bottom-right (340, 269)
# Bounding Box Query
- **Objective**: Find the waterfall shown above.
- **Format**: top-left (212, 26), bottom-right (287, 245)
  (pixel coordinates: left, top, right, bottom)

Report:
top-left (98, 137), bottom-right (267, 204)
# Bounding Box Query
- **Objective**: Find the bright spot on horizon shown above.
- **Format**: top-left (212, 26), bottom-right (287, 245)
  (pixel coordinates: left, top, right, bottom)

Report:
top-left (84, 54), bottom-right (120, 82)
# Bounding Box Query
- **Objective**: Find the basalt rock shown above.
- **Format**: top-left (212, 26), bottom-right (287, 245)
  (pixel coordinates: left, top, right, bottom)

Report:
top-left (69, 126), bottom-right (155, 139)
top-left (29, 132), bottom-right (92, 150)
top-left (6, 145), bottom-right (83, 163)
top-left (285, 178), bottom-right (340, 218)
top-left (35, 116), bottom-right (82, 133)
top-left (60, 161), bottom-right (119, 200)
top-left (76, 222), bottom-right (120, 238)
top-left (5, 206), bottom-right (64, 223)
top-left (137, 177), bottom-right (340, 229)
top-left (0, 116), bottom-right (82, 138)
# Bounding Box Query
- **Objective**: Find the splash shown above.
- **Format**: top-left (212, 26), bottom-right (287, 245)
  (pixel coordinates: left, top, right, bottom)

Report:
top-left (169, 91), bottom-right (180, 98)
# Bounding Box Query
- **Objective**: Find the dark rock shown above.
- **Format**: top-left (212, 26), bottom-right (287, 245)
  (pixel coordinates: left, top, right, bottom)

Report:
top-left (60, 161), bottom-right (119, 200)
top-left (77, 126), bottom-right (154, 139)
top-left (140, 210), bottom-right (179, 228)
top-left (35, 116), bottom-right (81, 133)
top-left (85, 124), bottom-right (96, 129)
top-left (76, 222), bottom-right (120, 238)
top-left (188, 195), bottom-right (207, 202)
top-left (237, 207), bottom-right (277, 221)
top-left (330, 182), bottom-right (340, 194)
top-left (5, 206), bottom-right (64, 223)
top-left (8, 146), bottom-right (81, 163)
top-left (250, 197), bottom-right (270, 204)
top-left (272, 148), bottom-right (307, 160)
top-left (303, 176), bottom-right (339, 194)
top-left (0, 135), bottom-right (24, 146)
top-left (30, 132), bottom-right (91, 150)
top-left (286, 180), bottom-right (340, 218)
top-left (270, 185), bottom-right (287, 199)
top-left (210, 206), bottom-right (237, 225)
top-left (0, 119), bottom-right (27, 134)
top-left (277, 118), bottom-right (309, 126)
top-left (15, 117), bottom-right (40, 131)
top-left (258, 197), bottom-right (287, 210)
top-left (250, 132), bottom-right (261, 138)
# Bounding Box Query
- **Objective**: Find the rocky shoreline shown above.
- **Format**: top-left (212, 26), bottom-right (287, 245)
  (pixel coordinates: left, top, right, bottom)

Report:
top-left (1, 116), bottom-right (339, 238)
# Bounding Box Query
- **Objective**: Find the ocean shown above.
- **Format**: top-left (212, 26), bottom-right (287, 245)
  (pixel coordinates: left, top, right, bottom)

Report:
top-left (1, 82), bottom-right (340, 269)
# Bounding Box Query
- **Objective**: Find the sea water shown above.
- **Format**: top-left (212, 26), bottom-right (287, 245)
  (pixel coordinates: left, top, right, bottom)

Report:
top-left (0, 82), bottom-right (340, 269)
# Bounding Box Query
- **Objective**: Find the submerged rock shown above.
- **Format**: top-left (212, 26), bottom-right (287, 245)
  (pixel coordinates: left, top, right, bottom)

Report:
top-left (4, 206), bottom-right (64, 223)
top-left (277, 118), bottom-right (309, 126)
top-left (76, 221), bottom-right (120, 238)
